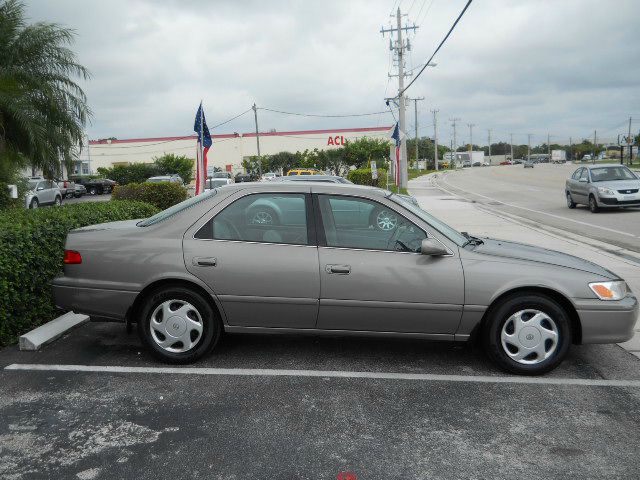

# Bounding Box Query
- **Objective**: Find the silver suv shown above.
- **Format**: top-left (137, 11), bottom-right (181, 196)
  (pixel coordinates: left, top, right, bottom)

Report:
top-left (25, 178), bottom-right (62, 209)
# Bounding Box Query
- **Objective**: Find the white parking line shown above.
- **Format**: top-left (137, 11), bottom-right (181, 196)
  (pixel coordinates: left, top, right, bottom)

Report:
top-left (438, 174), bottom-right (639, 238)
top-left (5, 363), bottom-right (640, 388)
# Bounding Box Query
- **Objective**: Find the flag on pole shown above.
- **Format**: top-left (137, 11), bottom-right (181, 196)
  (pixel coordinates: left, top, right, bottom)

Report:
top-left (390, 122), bottom-right (401, 187)
top-left (194, 103), bottom-right (212, 195)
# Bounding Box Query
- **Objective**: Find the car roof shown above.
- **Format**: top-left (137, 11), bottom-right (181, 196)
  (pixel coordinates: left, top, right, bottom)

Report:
top-left (218, 180), bottom-right (387, 197)
top-left (584, 164), bottom-right (629, 169)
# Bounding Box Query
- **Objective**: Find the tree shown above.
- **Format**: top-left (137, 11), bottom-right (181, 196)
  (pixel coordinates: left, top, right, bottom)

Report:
top-left (0, 0), bottom-right (90, 179)
top-left (153, 153), bottom-right (195, 184)
top-left (344, 137), bottom-right (390, 169)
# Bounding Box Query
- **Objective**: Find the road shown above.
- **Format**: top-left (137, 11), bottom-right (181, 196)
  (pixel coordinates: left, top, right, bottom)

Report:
top-left (437, 164), bottom-right (640, 253)
top-left (1, 322), bottom-right (640, 479)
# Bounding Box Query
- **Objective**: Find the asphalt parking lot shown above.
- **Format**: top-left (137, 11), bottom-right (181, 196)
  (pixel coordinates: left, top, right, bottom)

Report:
top-left (1, 322), bottom-right (640, 479)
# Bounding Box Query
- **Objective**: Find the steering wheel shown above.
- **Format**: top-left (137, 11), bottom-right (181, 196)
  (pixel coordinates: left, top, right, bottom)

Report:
top-left (386, 225), bottom-right (423, 253)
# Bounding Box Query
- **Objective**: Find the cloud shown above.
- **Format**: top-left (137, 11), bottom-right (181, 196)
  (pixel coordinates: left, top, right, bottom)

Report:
top-left (24, 0), bottom-right (640, 146)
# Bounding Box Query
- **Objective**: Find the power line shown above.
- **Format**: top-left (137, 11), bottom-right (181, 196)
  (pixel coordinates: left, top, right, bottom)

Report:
top-left (209, 108), bottom-right (253, 130)
top-left (258, 107), bottom-right (392, 118)
top-left (399, 0), bottom-right (473, 97)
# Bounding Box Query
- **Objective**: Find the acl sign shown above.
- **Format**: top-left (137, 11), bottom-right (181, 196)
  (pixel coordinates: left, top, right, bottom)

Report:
top-left (327, 135), bottom-right (346, 146)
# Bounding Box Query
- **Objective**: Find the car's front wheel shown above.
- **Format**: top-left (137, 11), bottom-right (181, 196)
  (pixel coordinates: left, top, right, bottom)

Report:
top-left (589, 195), bottom-right (599, 213)
top-left (482, 293), bottom-right (571, 375)
top-left (137, 286), bottom-right (221, 363)
top-left (54, 196), bottom-right (62, 206)
top-left (30, 198), bottom-right (39, 209)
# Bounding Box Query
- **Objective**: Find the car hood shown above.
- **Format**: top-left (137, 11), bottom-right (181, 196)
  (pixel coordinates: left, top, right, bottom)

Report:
top-left (592, 180), bottom-right (640, 190)
top-left (70, 219), bottom-right (142, 234)
top-left (471, 238), bottom-right (617, 278)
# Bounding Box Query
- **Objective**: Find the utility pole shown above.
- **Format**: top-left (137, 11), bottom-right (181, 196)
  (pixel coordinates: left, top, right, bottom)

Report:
top-left (432, 109), bottom-right (439, 170)
top-left (487, 129), bottom-right (492, 164)
top-left (547, 133), bottom-right (550, 161)
top-left (569, 136), bottom-right (572, 162)
top-left (380, 8), bottom-right (418, 189)
top-left (408, 97), bottom-right (424, 169)
top-left (509, 133), bottom-right (513, 162)
top-left (628, 116), bottom-right (633, 165)
top-left (527, 133), bottom-right (532, 161)
top-left (450, 117), bottom-right (460, 166)
top-left (252, 103), bottom-right (262, 176)
top-left (467, 123), bottom-right (475, 153)
top-left (593, 130), bottom-right (597, 164)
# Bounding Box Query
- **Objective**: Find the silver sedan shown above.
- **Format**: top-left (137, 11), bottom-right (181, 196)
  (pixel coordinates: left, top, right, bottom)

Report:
top-left (52, 182), bottom-right (638, 375)
top-left (565, 164), bottom-right (640, 212)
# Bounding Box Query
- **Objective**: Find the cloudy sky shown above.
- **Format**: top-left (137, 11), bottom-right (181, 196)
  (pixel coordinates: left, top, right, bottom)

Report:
top-left (25, 0), bottom-right (640, 146)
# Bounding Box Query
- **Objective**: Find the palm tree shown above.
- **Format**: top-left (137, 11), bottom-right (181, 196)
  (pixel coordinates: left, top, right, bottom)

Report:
top-left (0, 0), bottom-right (90, 179)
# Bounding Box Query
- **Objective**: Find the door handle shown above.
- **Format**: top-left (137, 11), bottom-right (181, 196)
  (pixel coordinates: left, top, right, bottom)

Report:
top-left (193, 257), bottom-right (217, 267)
top-left (326, 264), bottom-right (351, 275)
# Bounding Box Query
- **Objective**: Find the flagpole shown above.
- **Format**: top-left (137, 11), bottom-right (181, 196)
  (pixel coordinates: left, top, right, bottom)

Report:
top-left (199, 101), bottom-right (204, 194)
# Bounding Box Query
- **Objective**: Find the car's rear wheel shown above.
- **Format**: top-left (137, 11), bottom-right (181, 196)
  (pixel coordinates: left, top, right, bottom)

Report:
top-left (54, 196), bottom-right (62, 206)
top-left (137, 286), bottom-right (221, 364)
top-left (589, 195), bottom-right (599, 213)
top-left (566, 192), bottom-right (576, 208)
top-left (30, 198), bottom-right (39, 209)
top-left (89, 186), bottom-right (97, 195)
top-left (482, 293), bottom-right (571, 375)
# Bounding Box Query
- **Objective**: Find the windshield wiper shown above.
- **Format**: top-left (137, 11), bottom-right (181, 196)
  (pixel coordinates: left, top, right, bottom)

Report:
top-left (461, 232), bottom-right (484, 247)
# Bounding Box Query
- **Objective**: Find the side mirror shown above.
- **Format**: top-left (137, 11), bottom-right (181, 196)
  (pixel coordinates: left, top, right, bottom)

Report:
top-left (36, 186), bottom-right (44, 191)
top-left (578, 178), bottom-right (588, 183)
top-left (421, 238), bottom-right (449, 256)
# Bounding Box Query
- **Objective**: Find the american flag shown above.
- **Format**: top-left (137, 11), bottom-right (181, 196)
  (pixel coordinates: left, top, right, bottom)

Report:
top-left (391, 122), bottom-right (401, 187)
top-left (194, 103), bottom-right (212, 195)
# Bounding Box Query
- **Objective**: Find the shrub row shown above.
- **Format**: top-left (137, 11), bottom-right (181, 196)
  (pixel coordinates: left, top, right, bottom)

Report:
top-left (0, 200), bottom-right (159, 347)
top-left (347, 168), bottom-right (388, 188)
top-left (112, 182), bottom-right (188, 210)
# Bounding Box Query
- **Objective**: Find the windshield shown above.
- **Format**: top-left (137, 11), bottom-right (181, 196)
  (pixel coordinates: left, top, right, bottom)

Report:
top-left (390, 194), bottom-right (468, 246)
top-left (28, 180), bottom-right (38, 190)
top-left (137, 190), bottom-right (217, 226)
top-left (590, 166), bottom-right (637, 182)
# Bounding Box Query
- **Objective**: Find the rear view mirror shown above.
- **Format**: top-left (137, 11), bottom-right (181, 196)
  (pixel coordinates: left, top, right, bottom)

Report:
top-left (421, 238), bottom-right (449, 256)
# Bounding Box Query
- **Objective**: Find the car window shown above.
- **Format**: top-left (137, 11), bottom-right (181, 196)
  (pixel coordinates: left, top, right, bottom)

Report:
top-left (196, 193), bottom-right (309, 245)
top-left (579, 169), bottom-right (589, 181)
top-left (138, 190), bottom-right (217, 227)
top-left (318, 195), bottom-right (426, 253)
top-left (571, 168), bottom-right (582, 180)
top-left (590, 166), bottom-right (637, 182)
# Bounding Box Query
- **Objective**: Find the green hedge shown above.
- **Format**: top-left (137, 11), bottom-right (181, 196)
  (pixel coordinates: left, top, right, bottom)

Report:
top-left (0, 201), bottom-right (159, 347)
top-left (347, 168), bottom-right (388, 188)
top-left (112, 182), bottom-right (188, 210)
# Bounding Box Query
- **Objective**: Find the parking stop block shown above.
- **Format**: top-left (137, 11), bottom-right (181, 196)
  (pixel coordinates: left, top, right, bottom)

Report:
top-left (19, 312), bottom-right (89, 351)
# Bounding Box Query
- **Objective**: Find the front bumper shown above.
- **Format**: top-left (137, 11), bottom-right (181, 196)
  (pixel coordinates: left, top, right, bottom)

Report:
top-left (596, 191), bottom-right (640, 207)
top-left (575, 295), bottom-right (638, 343)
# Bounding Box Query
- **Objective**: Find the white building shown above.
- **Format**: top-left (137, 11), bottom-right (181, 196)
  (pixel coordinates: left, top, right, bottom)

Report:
top-left (76, 126), bottom-right (392, 176)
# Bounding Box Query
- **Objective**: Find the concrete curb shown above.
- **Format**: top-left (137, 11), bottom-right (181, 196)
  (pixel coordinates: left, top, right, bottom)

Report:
top-left (19, 312), bottom-right (89, 351)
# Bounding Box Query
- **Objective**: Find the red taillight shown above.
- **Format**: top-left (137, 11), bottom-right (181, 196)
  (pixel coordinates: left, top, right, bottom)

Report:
top-left (64, 250), bottom-right (82, 264)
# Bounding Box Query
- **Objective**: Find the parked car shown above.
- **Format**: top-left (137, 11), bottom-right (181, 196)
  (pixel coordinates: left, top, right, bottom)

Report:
top-left (204, 178), bottom-right (232, 191)
top-left (260, 172), bottom-right (278, 182)
top-left (286, 168), bottom-right (321, 176)
top-left (25, 178), bottom-right (62, 208)
top-left (53, 182), bottom-right (637, 375)
top-left (524, 159), bottom-right (535, 168)
top-left (565, 164), bottom-right (640, 213)
top-left (56, 179), bottom-right (76, 199)
top-left (147, 175), bottom-right (184, 185)
top-left (234, 173), bottom-right (255, 183)
top-left (499, 161), bottom-right (511, 166)
top-left (211, 171), bottom-right (234, 182)
top-left (72, 177), bottom-right (114, 195)
top-left (462, 160), bottom-right (472, 168)
top-left (74, 184), bottom-right (87, 198)
top-left (513, 159), bottom-right (523, 164)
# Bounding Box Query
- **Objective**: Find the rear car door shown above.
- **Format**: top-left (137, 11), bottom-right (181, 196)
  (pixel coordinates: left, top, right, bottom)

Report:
top-left (183, 190), bottom-right (320, 329)
top-left (575, 168), bottom-right (591, 202)
top-left (567, 168), bottom-right (582, 200)
top-left (314, 193), bottom-right (464, 334)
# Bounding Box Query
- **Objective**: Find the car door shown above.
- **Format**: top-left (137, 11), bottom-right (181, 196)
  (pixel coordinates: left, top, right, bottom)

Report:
top-left (46, 180), bottom-right (57, 203)
top-left (567, 168), bottom-right (582, 200)
top-left (575, 168), bottom-right (591, 202)
top-left (183, 190), bottom-right (320, 329)
top-left (314, 193), bottom-right (464, 334)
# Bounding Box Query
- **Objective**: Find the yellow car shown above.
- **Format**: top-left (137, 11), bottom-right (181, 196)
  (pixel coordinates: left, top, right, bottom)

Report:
top-left (286, 169), bottom-right (321, 176)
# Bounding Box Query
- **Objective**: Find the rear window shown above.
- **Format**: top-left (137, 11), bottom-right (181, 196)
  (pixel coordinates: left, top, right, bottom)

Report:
top-left (138, 190), bottom-right (217, 227)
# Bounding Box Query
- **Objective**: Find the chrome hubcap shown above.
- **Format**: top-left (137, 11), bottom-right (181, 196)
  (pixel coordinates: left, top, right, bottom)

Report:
top-left (150, 300), bottom-right (203, 353)
top-left (251, 211), bottom-right (273, 224)
top-left (376, 210), bottom-right (398, 231)
top-left (500, 309), bottom-right (559, 364)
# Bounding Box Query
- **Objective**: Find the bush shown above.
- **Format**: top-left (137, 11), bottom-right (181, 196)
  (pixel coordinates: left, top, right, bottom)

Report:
top-left (0, 200), bottom-right (159, 347)
top-left (347, 168), bottom-right (388, 188)
top-left (112, 182), bottom-right (188, 210)
top-left (153, 154), bottom-right (195, 185)
top-left (97, 163), bottom-right (159, 185)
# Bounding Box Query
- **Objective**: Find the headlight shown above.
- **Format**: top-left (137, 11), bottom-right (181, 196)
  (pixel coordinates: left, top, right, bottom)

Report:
top-left (589, 281), bottom-right (628, 300)
top-left (597, 186), bottom-right (615, 195)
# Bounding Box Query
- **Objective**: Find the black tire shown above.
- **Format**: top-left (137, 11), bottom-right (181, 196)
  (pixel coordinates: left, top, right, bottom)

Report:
top-left (482, 293), bottom-right (571, 375)
top-left (247, 206), bottom-right (279, 225)
top-left (30, 198), bottom-right (39, 209)
top-left (137, 286), bottom-right (221, 364)
top-left (89, 186), bottom-right (97, 195)
top-left (588, 195), bottom-right (599, 213)
top-left (54, 195), bottom-right (62, 206)
top-left (566, 192), bottom-right (576, 209)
